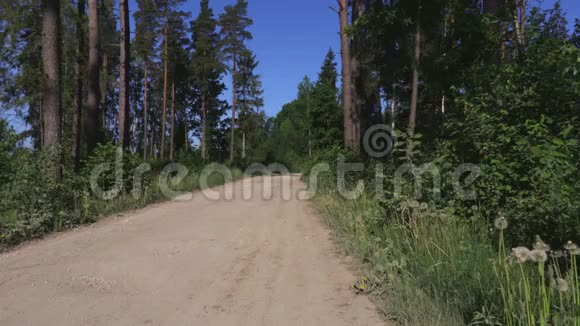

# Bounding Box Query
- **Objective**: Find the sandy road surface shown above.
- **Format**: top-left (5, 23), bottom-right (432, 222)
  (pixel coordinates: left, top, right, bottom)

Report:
top-left (0, 175), bottom-right (383, 325)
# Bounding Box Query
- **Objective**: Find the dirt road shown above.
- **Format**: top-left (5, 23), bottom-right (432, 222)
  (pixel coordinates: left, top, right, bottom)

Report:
top-left (0, 175), bottom-right (383, 325)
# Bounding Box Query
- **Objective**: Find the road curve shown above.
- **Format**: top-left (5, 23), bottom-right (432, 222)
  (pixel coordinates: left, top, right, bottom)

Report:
top-left (0, 175), bottom-right (384, 325)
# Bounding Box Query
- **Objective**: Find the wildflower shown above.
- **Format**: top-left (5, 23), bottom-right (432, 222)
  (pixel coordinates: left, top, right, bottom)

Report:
top-left (419, 202), bottom-right (428, 210)
top-left (533, 237), bottom-right (550, 252)
top-left (494, 217), bottom-right (508, 230)
top-left (552, 278), bottom-right (570, 293)
top-left (529, 249), bottom-right (548, 263)
top-left (564, 241), bottom-right (578, 251)
top-left (511, 247), bottom-right (531, 263)
top-left (571, 248), bottom-right (580, 256)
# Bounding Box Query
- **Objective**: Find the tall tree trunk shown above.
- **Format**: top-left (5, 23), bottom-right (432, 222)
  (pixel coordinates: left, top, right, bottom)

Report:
top-left (242, 132), bottom-right (245, 159)
top-left (86, 0), bottom-right (100, 154)
top-left (72, 0), bottom-right (85, 170)
top-left (230, 51), bottom-right (237, 162)
top-left (201, 94), bottom-right (207, 161)
top-left (513, 0), bottom-right (526, 59)
top-left (339, 0), bottom-right (355, 150)
top-left (119, 0), bottom-right (130, 150)
top-left (407, 2), bottom-right (422, 160)
top-left (42, 0), bottom-right (62, 179)
top-left (161, 19), bottom-right (168, 160)
top-left (350, 0), bottom-right (363, 153)
top-left (101, 52), bottom-right (107, 130)
top-left (170, 81), bottom-right (175, 161)
top-left (143, 61), bottom-right (148, 160)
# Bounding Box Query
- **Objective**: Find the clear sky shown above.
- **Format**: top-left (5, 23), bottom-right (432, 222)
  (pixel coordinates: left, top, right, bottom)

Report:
top-left (128, 0), bottom-right (340, 118)
top-left (130, 0), bottom-right (577, 118)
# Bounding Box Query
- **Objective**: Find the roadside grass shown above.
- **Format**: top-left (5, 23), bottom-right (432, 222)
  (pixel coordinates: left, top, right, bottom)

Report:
top-left (0, 168), bottom-right (242, 250)
top-left (312, 188), bottom-right (580, 325)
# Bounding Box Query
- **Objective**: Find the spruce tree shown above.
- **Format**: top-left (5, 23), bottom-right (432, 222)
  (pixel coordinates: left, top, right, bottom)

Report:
top-left (310, 49), bottom-right (342, 150)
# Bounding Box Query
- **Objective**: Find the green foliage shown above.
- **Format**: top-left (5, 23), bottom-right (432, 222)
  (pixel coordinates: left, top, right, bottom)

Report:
top-left (444, 41), bottom-right (580, 246)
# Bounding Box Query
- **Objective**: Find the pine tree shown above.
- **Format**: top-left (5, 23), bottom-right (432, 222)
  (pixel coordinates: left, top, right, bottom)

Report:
top-left (338, 0), bottom-right (355, 151)
top-left (219, 0), bottom-right (253, 162)
top-left (71, 0), bottom-right (85, 169)
top-left (41, 0), bottom-right (62, 179)
top-left (191, 0), bottom-right (224, 161)
top-left (86, 0), bottom-right (100, 153)
top-left (157, 0), bottom-right (187, 160)
top-left (134, 0), bottom-right (160, 159)
top-left (119, 0), bottom-right (130, 150)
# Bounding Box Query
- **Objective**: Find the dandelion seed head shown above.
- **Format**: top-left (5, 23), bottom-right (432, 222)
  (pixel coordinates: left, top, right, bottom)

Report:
top-left (555, 278), bottom-right (569, 292)
top-left (494, 217), bottom-right (508, 230)
top-left (511, 247), bottom-right (530, 263)
top-left (533, 237), bottom-right (550, 252)
top-left (571, 248), bottom-right (580, 256)
top-left (409, 200), bottom-right (420, 208)
top-left (551, 250), bottom-right (564, 258)
top-left (419, 202), bottom-right (428, 210)
top-left (564, 241), bottom-right (578, 251)
top-left (529, 249), bottom-right (548, 263)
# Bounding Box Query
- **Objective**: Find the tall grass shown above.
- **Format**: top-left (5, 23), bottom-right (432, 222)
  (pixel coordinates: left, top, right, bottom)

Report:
top-left (0, 168), bottom-right (243, 249)
top-left (313, 188), bottom-right (580, 325)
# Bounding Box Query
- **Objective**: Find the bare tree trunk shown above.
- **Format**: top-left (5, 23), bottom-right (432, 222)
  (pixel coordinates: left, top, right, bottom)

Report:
top-left (201, 94), bottom-right (207, 161)
top-left (513, 0), bottom-right (526, 59)
top-left (407, 2), bottom-right (421, 160)
top-left (350, 0), bottom-right (363, 153)
top-left (339, 0), bottom-right (354, 150)
top-left (170, 81), bottom-right (175, 161)
top-left (150, 107), bottom-right (155, 158)
top-left (184, 119), bottom-right (188, 151)
top-left (72, 0), bottom-right (84, 170)
top-left (230, 51), bottom-right (237, 162)
top-left (143, 61), bottom-right (148, 160)
top-left (242, 132), bottom-right (245, 159)
top-left (86, 0), bottom-right (100, 154)
top-left (161, 18), bottom-right (168, 160)
top-left (390, 83), bottom-right (396, 130)
top-left (101, 52), bottom-right (107, 131)
top-left (42, 0), bottom-right (62, 179)
top-left (119, 0), bottom-right (130, 150)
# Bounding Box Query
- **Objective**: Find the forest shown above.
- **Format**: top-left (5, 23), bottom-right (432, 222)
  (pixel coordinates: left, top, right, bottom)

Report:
top-left (1, 0), bottom-right (580, 324)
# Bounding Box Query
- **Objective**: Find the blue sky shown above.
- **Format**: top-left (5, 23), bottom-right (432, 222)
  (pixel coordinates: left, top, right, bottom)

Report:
top-left (129, 0), bottom-right (577, 118)
top-left (128, 0), bottom-right (340, 117)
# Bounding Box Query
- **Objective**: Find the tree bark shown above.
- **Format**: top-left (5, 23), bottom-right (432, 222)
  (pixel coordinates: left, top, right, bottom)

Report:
top-left (72, 0), bottom-right (84, 170)
top-left (351, 0), bottom-right (363, 153)
top-left (338, 0), bottom-right (355, 151)
top-left (230, 50), bottom-right (237, 162)
top-left (407, 2), bottom-right (422, 160)
top-left (42, 0), bottom-right (62, 179)
top-left (119, 0), bottom-right (130, 150)
top-left (170, 81), bottom-right (175, 161)
top-left (242, 132), bottom-right (245, 159)
top-left (161, 18), bottom-right (168, 160)
top-left (101, 52), bottom-right (108, 131)
top-left (86, 0), bottom-right (100, 154)
top-left (143, 61), bottom-right (148, 160)
top-left (201, 94), bottom-right (207, 161)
